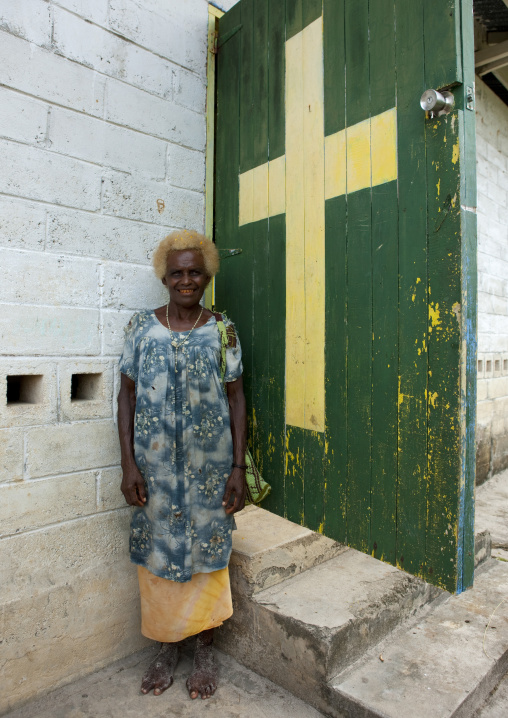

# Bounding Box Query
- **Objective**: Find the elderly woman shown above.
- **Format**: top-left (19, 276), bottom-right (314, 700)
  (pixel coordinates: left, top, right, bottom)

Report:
top-left (117, 230), bottom-right (247, 700)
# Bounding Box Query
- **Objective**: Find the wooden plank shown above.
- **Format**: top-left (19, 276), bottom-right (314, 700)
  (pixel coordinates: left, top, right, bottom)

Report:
top-left (458, 0), bottom-right (477, 592)
top-left (262, 0), bottom-right (286, 516)
top-left (250, 0), bottom-right (270, 491)
top-left (268, 0), bottom-right (286, 161)
top-left (424, 110), bottom-right (462, 592)
top-left (395, 0), bottom-right (428, 578)
top-left (324, 195), bottom-right (347, 542)
top-left (344, 0), bottom-right (371, 553)
top-left (264, 213), bottom-right (286, 516)
top-left (369, 0), bottom-right (397, 564)
top-left (239, 0), bottom-right (255, 174)
top-left (285, 8), bottom-right (306, 430)
top-left (284, 0), bottom-right (305, 524)
top-left (286, 425), bottom-right (305, 525)
top-left (323, 0), bottom-right (346, 542)
top-left (286, 0), bottom-right (303, 41)
top-left (303, 0), bottom-right (322, 30)
top-left (423, 0), bottom-right (462, 89)
top-left (324, 0), bottom-right (345, 136)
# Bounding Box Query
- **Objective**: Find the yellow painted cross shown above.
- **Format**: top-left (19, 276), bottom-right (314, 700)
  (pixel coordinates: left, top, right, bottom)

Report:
top-left (238, 15), bottom-right (397, 433)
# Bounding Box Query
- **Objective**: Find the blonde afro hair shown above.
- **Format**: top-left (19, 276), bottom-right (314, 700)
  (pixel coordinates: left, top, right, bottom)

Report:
top-left (152, 230), bottom-right (220, 279)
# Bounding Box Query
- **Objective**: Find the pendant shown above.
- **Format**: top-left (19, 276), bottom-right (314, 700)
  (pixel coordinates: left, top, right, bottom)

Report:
top-left (172, 340), bottom-right (178, 347)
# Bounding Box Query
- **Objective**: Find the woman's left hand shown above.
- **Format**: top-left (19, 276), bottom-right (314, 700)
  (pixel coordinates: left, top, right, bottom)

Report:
top-left (222, 467), bottom-right (247, 514)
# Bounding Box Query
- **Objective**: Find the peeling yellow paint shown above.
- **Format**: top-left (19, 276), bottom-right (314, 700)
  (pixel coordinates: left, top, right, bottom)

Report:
top-left (398, 376), bottom-right (405, 407)
top-left (452, 140), bottom-right (459, 165)
top-left (318, 522), bottom-right (324, 534)
top-left (429, 303), bottom-right (442, 328)
top-left (436, 178), bottom-right (441, 196)
top-left (416, 277), bottom-right (421, 284)
top-left (429, 392), bottom-right (438, 408)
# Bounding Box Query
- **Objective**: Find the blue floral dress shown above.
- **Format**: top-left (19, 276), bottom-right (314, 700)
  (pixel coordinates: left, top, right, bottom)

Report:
top-left (119, 310), bottom-right (243, 582)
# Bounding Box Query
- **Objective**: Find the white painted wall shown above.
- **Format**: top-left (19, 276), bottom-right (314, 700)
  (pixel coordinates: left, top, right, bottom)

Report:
top-left (0, 0), bottom-right (213, 711)
top-left (476, 78), bottom-right (508, 484)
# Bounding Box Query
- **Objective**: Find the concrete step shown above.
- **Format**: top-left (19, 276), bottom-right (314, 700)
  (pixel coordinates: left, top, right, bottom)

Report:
top-left (329, 557), bottom-right (508, 718)
top-left (219, 523), bottom-right (441, 715)
top-left (231, 505), bottom-right (347, 595)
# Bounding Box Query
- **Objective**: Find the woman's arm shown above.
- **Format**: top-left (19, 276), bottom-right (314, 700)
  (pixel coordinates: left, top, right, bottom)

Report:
top-left (222, 376), bottom-right (247, 515)
top-left (117, 373), bottom-right (146, 507)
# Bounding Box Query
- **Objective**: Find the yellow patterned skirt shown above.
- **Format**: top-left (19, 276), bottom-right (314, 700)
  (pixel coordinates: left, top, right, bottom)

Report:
top-left (137, 565), bottom-right (233, 643)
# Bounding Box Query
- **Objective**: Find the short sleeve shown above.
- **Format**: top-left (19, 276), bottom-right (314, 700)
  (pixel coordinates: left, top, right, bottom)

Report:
top-left (118, 313), bottom-right (139, 382)
top-left (224, 320), bottom-right (243, 383)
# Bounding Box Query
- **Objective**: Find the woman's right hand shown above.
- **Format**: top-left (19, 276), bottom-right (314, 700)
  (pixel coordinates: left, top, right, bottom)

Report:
top-left (121, 465), bottom-right (147, 507)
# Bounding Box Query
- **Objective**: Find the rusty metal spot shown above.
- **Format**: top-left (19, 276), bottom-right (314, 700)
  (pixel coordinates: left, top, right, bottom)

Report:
top-left (373, 541), bottom-right (378, 551)
top-left (400, 555), bottom-right (404, 563)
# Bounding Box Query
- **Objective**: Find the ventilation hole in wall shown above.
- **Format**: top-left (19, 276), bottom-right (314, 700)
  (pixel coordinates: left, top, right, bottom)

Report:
top-left (486, 360), bottom-right (492, 372)
top-left (495, 360), bottom-right (500, 372)
top-left (504, 360), bottom-right (508, 372)
top-left (478, 360), bottom-right (483, 372)
top-left (6, 375), bottom-right (43, 405)
top-left (71, 373), bottom-right (102, 401)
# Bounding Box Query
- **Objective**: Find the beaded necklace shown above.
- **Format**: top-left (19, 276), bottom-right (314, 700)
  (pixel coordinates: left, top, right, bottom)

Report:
top-left (165, 301), bottom-right (204, 372)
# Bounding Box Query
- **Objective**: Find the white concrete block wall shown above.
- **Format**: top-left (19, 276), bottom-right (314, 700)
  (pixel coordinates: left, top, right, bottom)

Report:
top-left (476, 78), bottom-right (508, 484)
top-left (0, 0), bottom-right (218, 711)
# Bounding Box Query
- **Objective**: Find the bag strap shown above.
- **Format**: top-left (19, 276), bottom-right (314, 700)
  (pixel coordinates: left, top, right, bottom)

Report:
top-left (213, 312), bottom-right (228, 384)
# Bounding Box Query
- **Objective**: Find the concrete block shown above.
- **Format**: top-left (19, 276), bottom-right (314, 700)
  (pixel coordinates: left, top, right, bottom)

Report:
top-left (0, 511), bottom-right (147, 715)
top-left (105, 78), bottom-right (206, 150)
top-left (0, 428), bottom-right (23, 483)
top-left (476, 423), bottom-right (492, 486)
top-left (487, 143), bottom-right (507, 172)
top-left (97, 466), bottom-right (125, 512)
top-left (0, 305), bottom-right (100, 356)
top-left (0, 471), bottom-right (97, 537)
top-left (102, 171), bottom-right (205, 228)
top-left (59, 360), bottom-right (114, 422)
top-left (0, 197), bottom-right (46, 251)
top-left (477, 378), bottom-right (488, 401)
top-left (0, 30), bottom-right (105, 118)
top-left (167, 143), bottom-right (206, 193)
top-left (478, 272), bottom-right (505, 298)
top-left (53, 7), bottom-right (173, 99)
top-left (476, 469), bottom-right (508, 548)
top-left (102, 310), bottom-right (135, 355)
top-left (0, 248), bottom-right (99, 307)
top-left (109, 0), bottom-right (207, 75)
top-left (46, 210), bottom-right (159, 265)
top-left (49, 109), bottom-right (167, 179)
top-left (54, 0), bottom-right (109, 26)
top-left (25, 419), bottom-right (121, 478)
top-left (102, 262), bottom-right (167, 310)
top-left (487, 178), bottom-right (507, 207)
top-left (0, 87), bottom-right (48, 146)
top-left (493, 434), bottom-right (508, 475)
top-left (488, 377), bottom-right (508, 400)
top-left (173, 67), bottom-right (207, 114)
top-left (0, 359), bottom-right (57, 429)
top-left (0, 140), bottom-right (102, 211)
top-left (477, 400), bottom-right (494, 423)
top-left (0, 0), bottom-right (52, 47)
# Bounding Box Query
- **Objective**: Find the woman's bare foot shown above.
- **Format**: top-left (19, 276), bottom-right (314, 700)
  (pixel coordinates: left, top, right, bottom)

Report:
top-left (141, 642), bottom-right (179, 696)
top-left (186, 629), bottom-right (218, 700)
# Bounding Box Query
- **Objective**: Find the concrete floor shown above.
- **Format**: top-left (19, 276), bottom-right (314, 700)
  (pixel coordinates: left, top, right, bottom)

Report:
top-left (4, 645), bottom-right (325, 718)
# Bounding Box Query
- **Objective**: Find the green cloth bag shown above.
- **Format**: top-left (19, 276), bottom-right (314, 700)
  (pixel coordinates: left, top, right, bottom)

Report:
top-left (214, 313), bottom-right (271, 506)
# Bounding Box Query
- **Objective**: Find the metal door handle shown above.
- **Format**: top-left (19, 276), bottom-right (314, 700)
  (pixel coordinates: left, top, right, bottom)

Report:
top-left (420, 89), bottom-right (455, 118)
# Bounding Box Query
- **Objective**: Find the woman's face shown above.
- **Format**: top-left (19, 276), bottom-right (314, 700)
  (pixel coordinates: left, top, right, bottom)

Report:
top-left (162, 249), bottom-right (210, 307)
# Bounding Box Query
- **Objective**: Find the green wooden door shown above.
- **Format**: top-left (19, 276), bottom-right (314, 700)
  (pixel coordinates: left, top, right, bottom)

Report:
top-left (214, 0), bottom-right (477, 593)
